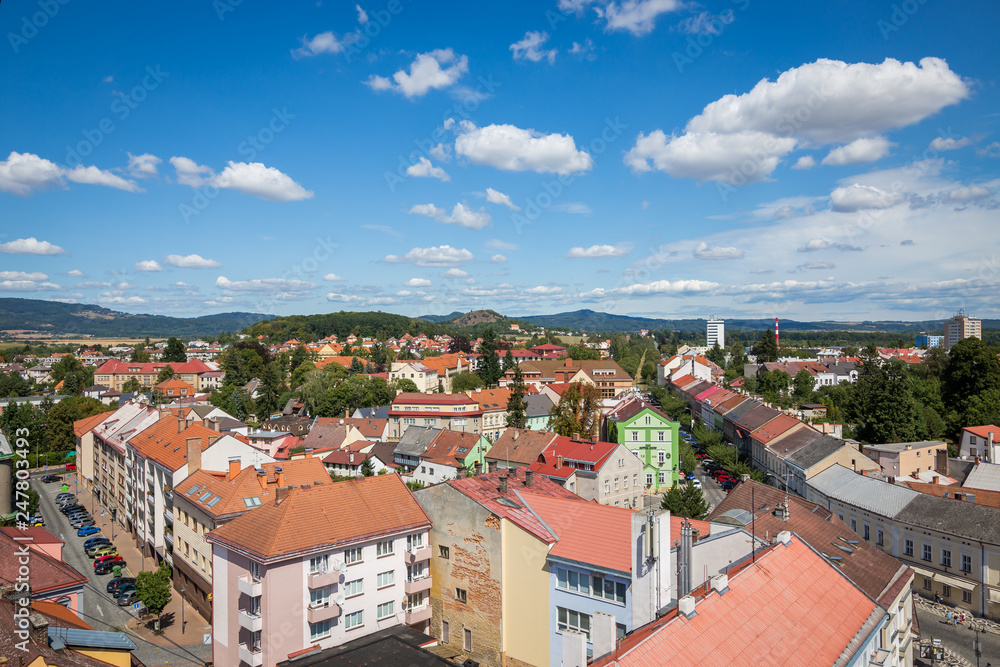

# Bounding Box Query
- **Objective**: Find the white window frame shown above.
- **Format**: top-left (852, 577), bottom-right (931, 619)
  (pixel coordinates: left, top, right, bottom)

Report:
top-left (309, 619), bottom-right (331, 640)
top-left (377, 601), bottom-right (394, 620)
top-left (345, 547), bottom-right (362, 564)
top-left (344, 610), bottom-right (363, 630)
top-left (344, 578), bottom-right (363, 597)
top-left (376, 539), bottom-right (393, 557)
top-left (377, 570), bottom-right (395, 588)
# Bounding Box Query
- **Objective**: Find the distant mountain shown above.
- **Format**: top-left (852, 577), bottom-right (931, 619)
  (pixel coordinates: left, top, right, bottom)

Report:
top-left (0, 298), bottom-right (272, 339)
top-left (416, 311), bottom-right (465, 323)
top-left (451, 309), bottom-right (504, 327)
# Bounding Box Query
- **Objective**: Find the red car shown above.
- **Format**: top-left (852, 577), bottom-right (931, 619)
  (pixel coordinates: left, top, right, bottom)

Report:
top-left (695, 453), bottom-right (707, 460)
top-left (94, 554), bottom-right (124, 567)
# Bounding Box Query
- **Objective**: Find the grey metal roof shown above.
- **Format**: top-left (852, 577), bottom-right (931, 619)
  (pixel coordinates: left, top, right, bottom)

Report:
top-left (766, 427), bottom-right (825, 459)
top-left (351, 405), bottom-right (390, 419)
top-left (894, 493), bottom-right (1000, 545)
top-left (963, 462), bottom-right (1000, 493)
top-left (524, 393), bottom-right (554, 418)
top-left (787, 435), bottom-right (854, 470)
top-left (734, 405), bottom-right (782, 432)
top-left (862, 440), bottom-right (946, 453)
top-left (48, 627), bottom-right (137, 650)
top-left (724, 399), bottom-right (760, 424)
top-left (392, 426), bottom-right (440, 457)
top-left (808, 465), bottom-right (920, 516)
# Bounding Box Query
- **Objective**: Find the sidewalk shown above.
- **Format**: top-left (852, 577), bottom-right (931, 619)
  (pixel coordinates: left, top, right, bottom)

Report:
top-left (69, 472), bottom-right (213, 648)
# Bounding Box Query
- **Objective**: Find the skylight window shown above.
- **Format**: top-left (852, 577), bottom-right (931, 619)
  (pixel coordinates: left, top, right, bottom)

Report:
top-left (243, 497), bottom-right (262, 508)
top-left (185, 484), bottom-right (201, 496)
top-left (207, 496), bottom-right (222, 508)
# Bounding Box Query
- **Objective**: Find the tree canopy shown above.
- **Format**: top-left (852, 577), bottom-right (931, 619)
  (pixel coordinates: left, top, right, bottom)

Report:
top-left (161, 337), bottom-right (187, 363)
top-left (548, 382), bottom-right (602, 439)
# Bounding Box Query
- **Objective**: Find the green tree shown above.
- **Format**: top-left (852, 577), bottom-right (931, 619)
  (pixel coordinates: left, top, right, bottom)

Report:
top-left (315, 375), bottom-right (394, 418)
top-left (660, 484), bottom-right (710, 520)
top-left (503, 349), bottom-right (515, 372)
top-left (360, 457), bottom-right (375, 477)
top-left (45, 396), bottom-right (112, 453)
top-left (0, 372), bottom-right (32, 398)
top-left (256, 363), bottom-right (284, 417)
top-left (451, 372), bottom-right (485, 392)
top-left (752, 330), bottom-right (779, 363)
top-left (136, 563), bottom-right (173, 622)
top-left (393, 378), bottom-right (420, 394)
top-left (155, 365), bottom-right (175, 384)
top-left (566, 344), bottom-right (600, 361)
top-left (792, 370), bottom-right (815, 403)
top-left (448, 335), bottom-right (473, 354)
top-left (706, 343), bottom-right (726, 368)
top-left (349, 356), bottom-right (365, 375)
top-left (289, 346), bottom-right (309, 374)
top-left (548, 382), bottom-right (602, 440)
top-left (130, 346), bottom-right (150, 363)
top-left (50, 356), bottom-right (93, 395)
top-left (506, 364), bottom-right (527, 429)
top-left (942, 338), bottom-right (1000, 432)
top-left (478, 327), bottom-right (503, 387)
top-left (851, 346), bottom-right (918, 443)
top-left (122, 377), bottom-right (143, 394)
top-left (161, 337), bottom-right (187, 363)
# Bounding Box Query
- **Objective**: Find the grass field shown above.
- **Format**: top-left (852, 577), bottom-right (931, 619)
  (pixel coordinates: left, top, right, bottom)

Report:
top-left (0, 336), bottom-right (162, 348)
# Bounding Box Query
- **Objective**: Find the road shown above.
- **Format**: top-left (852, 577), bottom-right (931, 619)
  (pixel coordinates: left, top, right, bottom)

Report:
top-left (32, 473), bottom-right (213, 666)
top-left (915, 606), bottom-right (1000, 665)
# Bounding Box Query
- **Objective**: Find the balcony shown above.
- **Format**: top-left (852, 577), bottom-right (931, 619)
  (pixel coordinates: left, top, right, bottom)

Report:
top-left (403, 545), bottom-right (431, 564)
top-left (146, 491), bottom-right (154, 505)
top-left (163, 510), bottom-right (173, 524)
top-left (307, 601), bottom-right (342, 623)
top-left (146, 472), bottom-right (155, 487)
top-left (869, 648), bottom-right (891, 666)
top-left (238, 609), bottom-right (263, 632)
top-left (405, 603), bottom-right (432, 625)
top-left (238, 574), bottom-right (262, 597)
top-left (308, 570), bottom-right (340, 589)
top-left (404, 576), bottom-right (432, 596)
top-left (238, 643), bottom-right (263, 667)
top-left (164, 530), bottom-right (174, 545)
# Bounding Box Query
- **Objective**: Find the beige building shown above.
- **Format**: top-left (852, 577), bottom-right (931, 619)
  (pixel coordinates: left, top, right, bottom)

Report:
top-left (943, 308), bottom-right (982, 349)
top-left (387, 392), bottom-right (482, 441)
top-left (388, 361), bottom-right (438, 394)
top-left (93, 359), bottom-right (220, 392)
top-left (862, 441), bottom-right (949, 478)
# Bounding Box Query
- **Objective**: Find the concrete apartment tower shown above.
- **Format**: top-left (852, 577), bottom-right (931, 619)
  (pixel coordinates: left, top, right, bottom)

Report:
top-left (942, 308), bottom-right (981, 349)
top-left (706, 317), bottom-right (725, 350)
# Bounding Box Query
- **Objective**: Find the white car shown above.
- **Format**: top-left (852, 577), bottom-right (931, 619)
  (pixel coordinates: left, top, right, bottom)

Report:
top-left (690, 479), bottom-right (703, 489)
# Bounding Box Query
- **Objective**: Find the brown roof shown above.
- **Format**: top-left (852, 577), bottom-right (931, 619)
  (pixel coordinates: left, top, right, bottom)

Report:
top-left (175, 458), bottom-right (329, 519)
top-left (0, 600), bottom-right (113, 667)
top-left (900, 480), bottom-right (1000, 508)
top-left (73, 411), bottom-right (108, 438)
top-left (0, 531), bottom-right (87, 597)
top-left (467, 387), bottom-right (513, 411)
top-left (299, 420), bottom-right (357, 450)
top-left (420, 430), bottom-right (485, 467)
top-left (341, 417), bottom-right (389, 438)
top-left (207, 474), bottom-right (431, 562)
top-left (484, 428), bottom-right (558, 466)
top-left (762, 426), bottom-right (825, 459)
top-left (707, 480), bottom-right (911, 609)
top-left (733, 404), bottom-right (783, 434)
top-left (514, 359), bottom-right (631, 383)
top-left (716, 393), bottom-right (751, 414)
top-left (128, 416), bottom-right (219, 471)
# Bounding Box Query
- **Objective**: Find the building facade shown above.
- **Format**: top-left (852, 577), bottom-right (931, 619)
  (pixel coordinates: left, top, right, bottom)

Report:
top-left (608, 396), bottom-right (681, 491)
top-left (706, 317), bottom-right (725, 349)
top-left (943, 308), bottom-right (982, 350)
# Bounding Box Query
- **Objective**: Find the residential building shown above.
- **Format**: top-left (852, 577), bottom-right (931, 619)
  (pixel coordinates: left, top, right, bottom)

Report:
top-left (485, 428), bottom-right (558, 470)
top-left (706, 316), bottom-right (724, 349)
top-left (606, 396), bottom-right (681, 491)
top-left (502, 359), bottom-right (633, 398)
top-left (392, 427), bottom-right (490, 482)
top-left (959, 425), bottom-right (1000, 462)
top-left (0, 528), bottom-right (88, 616)
top-left (419, 354), bottom-right (472, 393)
top-left (388, 362), bottom-right (438, 394)
top-left (299, 419), bottom-right (367, 452)
top-left (785, 434), bottom-right (879, 497)
top-left (529, 435), bottom-right (645, 508)
top-left (274, 626), bottom-right (455, 667)
top-left (862, 440), bottom-right (949, 478)
top-left (962, 461), bottom-right (1000, 493)
top-left (93, 359), bottom-right (220, 392)
top-left (524, 393), bottom-right (554, 431)
top-left (154, 377), bottom-right (197, 398)
top-left (709, 480), bottom-right (915, 666)
top-left (321, 446), bottom-right (395, 478)
top-left (387, 393), bottom-right (482, 441)
top-left (173, 457), bottom-right (329, 619)
top-left (942, 308), bottom-right (982, 349)
top-left (915, 334), bottom-right (943, 348)
top-left (207, 474), bottom-right (432, 667)
top-left (468, 387), bottom-right (514, 442)
top-left (339, 416), bottom-right (389, 441)
top-left (807, 464), bottom-right (1000, 619)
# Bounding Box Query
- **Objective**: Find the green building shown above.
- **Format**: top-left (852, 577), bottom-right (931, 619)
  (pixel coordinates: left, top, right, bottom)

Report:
top-left (607, 396), bottom-right (681, 491)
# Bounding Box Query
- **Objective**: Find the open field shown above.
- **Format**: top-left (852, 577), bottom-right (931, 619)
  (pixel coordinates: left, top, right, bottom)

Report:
top-left (0, 336), bottom-right (163, 347)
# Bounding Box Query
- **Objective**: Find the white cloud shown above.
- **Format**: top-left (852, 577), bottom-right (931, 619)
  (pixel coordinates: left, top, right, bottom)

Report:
top-left (98, 295), bottom-right (146, 305)
top-left (0, 237), bottom-right (67, 255)
top-left (455, 122), bottom-right (593, 175)
top-left (356, 4), bottom-right (368, 23)
top-left (942, 185), bottom-right (991, 202)
top-left (211, 161), bottom-right (314, 201)
top-left (796, 260), bottom-right (835, 270)
top-left (792, 155), bottom-right (816, 170)
top-left (485, 187), bottom-right (520, 210)
top-left (405, 157), bottom-right (450, 181)
top-left (525, 285), bottom-right (563, 294)
top-left (323, 273), bottom-right (347, 281)
top-left (216, 276), bottom-right (316, 293)
top-left (67, 269), bottom-right (84, 277)
top-left (829, 183), bottom-right (904, 212)
top-left (404, 278), bottom-right (432, 287)
top-left (625, 58), bottom-right (970, 183)
top-left (365, 49), bottom-right (468, 99)
top-left (569, 38), bottom-right (595, 60)
top-left (510, 31), bottom-right (557, 64)
top-left (127, 152), bottom-right (161, 177)
top-left (408, 203), bottom-right (446, 219)
top-left (165, 254), bottom-right (222, 269)
top-left (976, 142), bottom-right (1000, 158)
top-left (677, 10), bottom-right (731, 35)
top-left (429, 143), bottom-right (451, 162)
top-left (169, 156), bottom-right (213, 186)
top-left (293, 31), bottom-right (344, 58)
top-left (566, 244), bottom-right (629, 258)
top-left (65, 165), bottom-right (143, 192)
top-left (385, 246), bottom-right (474, 267)
top-left (0, 271), bottom-right (47, 281)
top-left (485, 239), bottom-right (519, 250)
top-left (601, 0), bottom-right (683, 35)
top-left (0, 279), bottom-right (60, 292)
top-left (929, 136), bottom-right (972, 151)
top-left (822, 136), bottom-right (892, 166)
top-left (441, 268), bottom-right (469, 279)
top-left (582, 279), bottom-right (718, 298)
top-left (327, 292), bottom-right (363, 303)
top-left (409, 202), bottom-right (491, 229)
top-left (491, 254), bottom-right (507, 264)
top-left (693, 242), bottom-right (744, 260)
top-left (134, 260), bottom-right (162, 272)
top-left (0, 151), bottom-right (141, 195)
top-left (797, 238), bottom-right (863, 252)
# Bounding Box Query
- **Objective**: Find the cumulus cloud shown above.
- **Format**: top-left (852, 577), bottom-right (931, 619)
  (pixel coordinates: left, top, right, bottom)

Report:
top-left (408, 203), bottom-right (446, 218)
top-left (569, 39), bottom-right (596, 60)
top-left (797, 238), bottom-right (863, 252)
top-left (510, 31), bottom-right (557, 64)
top-left (170, 157), bottom-right (312, 201)
top-left (293, 32), bottom-right (345, 58)
top-left (795, 260), bottom-right (835, 271)
top-left (929, 136), bottom-right (972, 151)
top-left (385, 245), bottom-right (474, 267)
top-left (323, 273), bottom-right (346, 281)
top-left (693, 242), bottom-right (744, 260)
top-left (485, 187), bottom-right (520, 210)
top-left (792, 155), bottom-right (816, 170)
top-left (491, 254), bottom-right (507, 264)
top-left (822, 136), bottom-right (892, 166)
top-left (134, 260), bottom-right (162, 272)
top-left (404, 278), bottom-right (432, 287)
top-left (67, 270), bottom-right (84, 277)
top-left (441, 268), bottom-right (469, 279)
top-left (165, 254), bottom-right (222, 269)
top-left (405, 157), bottom-right (450, 181)
top-left (625, 58), bottom-right (970, 183)
top-left (485, 239), bottom-right (519, 250)
top-left (581, 279), bottom-right (718, 298)
top-left (0, 279), bottom-right (60, 292)
top-left (408, 202), bottom-right (491, 229)
top-left (829, 183), bottom-right (904, 212)
top-left (601, 0), bottom-right (683, 35)
top-left (0, 237), bottom-right (67, 255)
top-left (942, 185), bottom-right (991, 202)
top-left (0, 271), bottom-right (48, 281)
top-left (98, 295), bottom-right (146, 305)
top-left (168, 156), bottom-right (213, 186)
top-left (65, 165), bottom-right (143, 192)
top-left (365, 49), bottom-right (468, 99)
top-left (0, 151), bottom-right (141, 195)
top-left (976, 142), bottom-right (1000, 158)
top-left (455, 122), bottom-right (593, 175)
top-left (216, 276), bottom-right (316, 293)
top-left (356, 4), bottom-right (368, 23)
top-left (326, 292), bottom-right (363, 303)
top-left (127, 153), bottom-right (161, 177)
top-left (566, 244), bottom-right (629, 258)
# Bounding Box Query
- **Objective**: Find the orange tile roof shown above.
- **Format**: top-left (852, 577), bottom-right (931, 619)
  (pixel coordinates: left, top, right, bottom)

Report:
top-left (207, 473), bottom-right (431, 561)
top-left (155, 377), bottom-right (196, 393)
top-left (32, 600), bottom-right (93, 630)
top-left (486, 429), bottom-right (558, 466)
top-left (750, 414), bottom-right (803, 445)
top-left (128, 416), bottom-right (220, 471)
top-left (530, 436), bottom-right (620, 480)
top-left (468, 387), bottom-right (512, 411)
top-left (74, 411), bottom-right (108, 438)
top-left (963, 424), bottom-right (999, 439)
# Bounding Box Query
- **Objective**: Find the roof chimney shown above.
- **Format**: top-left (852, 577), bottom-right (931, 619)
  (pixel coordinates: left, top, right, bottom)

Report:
top-left (474, 460), bottom-right (483, 476)
top-left (228, 456), bottom-right (240, 480)
top-left (275, 466), bottom-right (285, 488)
top-left (776, 530), bottom-right (792, 546)
top-left (488, 461), bottom-right (497, 473)
top-left (177, 418), bottom-right (184, 434)
top-left (499, 474), bottom-right (508, 495)
top-left (710, 573), bottom-right (729, 595)
top-left (275, 485), bottom-right (291, 504)
top-left (512, 430), bottom-right (520, 441)
top-left (28, 612), bottom-right (49, 647)
top-left (525, 468), bottom-right (534, 487)
top-left (555, 455), bottom-right (563, 470)
top-left (349, 453), bottom-right (355, 464)
top-left (256, 468), bottom-right (267, 492)
top-left (186, 436), bottom-right (202, 473)
top-left (678, 595), bottom-right (696, 619)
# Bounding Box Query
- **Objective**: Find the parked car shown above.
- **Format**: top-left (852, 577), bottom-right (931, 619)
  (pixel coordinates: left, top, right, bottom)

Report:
top-left (85, 542), bottom-right (112, 556)
top-left (690, 479), bottom-right (703, 489)
top-left (107, 577), bottom-right (136, 595)
top-left (695, 453), bottom-right (708, 460)
top-left (89, 545), bottom-right (117, 559)
top-left (60, 504), bottom-right (84, 515)
top-left (84, 536), bottom-right (109, 548)
top-left (70, 518), bottom-right (95, 529)
top-left (66, 510), bottom-right (90, 520)
top-left (117, 590), bottom-right (139, 606)
top-left (40, 474), bottom-right (62, 483)
top-left (720, 480), bottom-right (737, 491)
top-left (113, 583), bottom-right (137, 599)
top-left (55, 492), bottom-right (73, 500)
top-left (77, 525), bottom-right (101, 537)
top-left (686, 472), bottom-right (696, 480)
top-left (94, 555), bottom-right (124, 569)
top-left (95, 559), bottom-right (126, 575)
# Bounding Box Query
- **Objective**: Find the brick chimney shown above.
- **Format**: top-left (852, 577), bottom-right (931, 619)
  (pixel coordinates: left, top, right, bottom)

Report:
top-left (28, 612), bottom-right (49, 646)
top-left (228, 456), bottom-right (241, 480)
top-left (275, 485), bottom-right (291, 504)
top-left (555, 455), bottom-right (563, 469)
top-left (276, 466), bottom-right (285, 488)
top-left (525, 469), bottom-right (534, 487)
top-left (474, 460), bottom-right (483, 476)
top-left (488, 461), bottom-right (497, 473)
top-left (177, 418), bottom-right (184, 434)
top-left (499, 474), bottom-right (508, 494)
top-left (186, 437), bottom-right (202, 473)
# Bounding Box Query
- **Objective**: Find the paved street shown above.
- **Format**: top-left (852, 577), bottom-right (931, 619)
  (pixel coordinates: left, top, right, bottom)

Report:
top-left (32, 472), bottom-right (213, 666)
top-left (916, 605), bottom-right (1000, 665)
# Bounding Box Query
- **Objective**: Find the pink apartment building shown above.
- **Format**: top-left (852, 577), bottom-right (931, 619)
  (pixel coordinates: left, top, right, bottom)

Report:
top-left (206, 474), bottom-right (433, 667)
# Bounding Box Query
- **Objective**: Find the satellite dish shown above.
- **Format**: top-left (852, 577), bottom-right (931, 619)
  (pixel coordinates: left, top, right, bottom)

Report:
top-left (338, 561), bottom-right (347, 574)
top-left (335, 593), bottom-right (345, 606)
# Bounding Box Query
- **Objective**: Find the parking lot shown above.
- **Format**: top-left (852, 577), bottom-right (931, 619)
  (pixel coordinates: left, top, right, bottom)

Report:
top-left (31, 471), bottom-right (213, 666)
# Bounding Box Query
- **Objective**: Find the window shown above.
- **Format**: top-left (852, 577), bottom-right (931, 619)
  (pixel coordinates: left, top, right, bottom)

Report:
top-left (309, 554), bottom-right (329, 574)
top-left (646, 474), bottom-right (653, 487)
top-left (464, 628), bottom-right (472, 652)
top-left (904, 539), bottom-right (914, 557)
top-left (963, 590), bottom-right (973, 604)
top-left (442, 620), bottom-right (450, 644)
top-left (863, 524), bottom-right (870, 541)
top-left (406, 533), bottom-right (424, 552)
top-left (439, 546), bottom-right (450, 559)
top-left (922, 544), bottom-right (932, 562)
top-left (633, 474), bottom-right (638, 487)
top-left (618, 457), bottom-right (625, 467)
top-left (961, 554), bottom-right (972, 573)
top-left (377, 570), bottom-right (394, 588)
top-left (604, 480), bottom-right (610, 494)
top-left (850, 518), bottom-right (857, 532)
top-left (657, 431), bottom-right (665, 442)
top-left (310, 586), bottom-right (331, 607)
top-left (657, 450), bottom-right (666, 464)
top-left (309, 620), bottom-right (331, 640)
top-left (876, 528), bottom-right (884, 546)
top-left (623, 475), bottom-right (629, 489)
top-left (942, 584), bottom-right (952, 598)
top-left (407, 592), bottom-right (425, 609)
top-left (249, 595), bottom-right (261, 616)
top-left (658, 472), bottom-right (665, 484)
top-left (376, 540), bottom-right (393, 557)
top-left (377, 601), bottom-right (394, 619)
top-left (421, 466), bottom-right (426, 473)
top-left (631, 431), bottom-right (639, 442)
top-left (644, 416), bottom-right (651, 425)
top-left (456, 588), bottom-right (467, 603)
top-left (631, 450), bottom-right (640, 459)
top-left (941, 549), bottom-right (952, 568)
top-left (408, 562), bottom-right (426, 581)
top-left (249, 560), bottom-right (261, 580)
top-left (344, 610), bottom-right (363, 630)
top-left (624, 499), bottom-right (630, 508)
top-left (923, 577), bottom-right (932, 590)
top-left (557, 607), bottom-right (592, 640)
top-left (344, 579), bottom-right (363, 597)
top-left (345, 547), bottom-right (362, 564)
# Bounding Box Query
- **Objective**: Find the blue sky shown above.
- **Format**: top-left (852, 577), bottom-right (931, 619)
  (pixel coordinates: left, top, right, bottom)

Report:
top-left (2, 0), bottom-right (998, 322)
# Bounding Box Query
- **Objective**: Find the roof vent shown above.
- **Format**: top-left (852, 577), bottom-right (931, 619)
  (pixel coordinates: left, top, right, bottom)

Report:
top-left (678, 595), bottom-right (696, 619)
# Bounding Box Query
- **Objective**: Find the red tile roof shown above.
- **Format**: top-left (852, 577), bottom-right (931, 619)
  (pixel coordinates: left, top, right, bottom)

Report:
top-left (207, 473), bottom-right (431, 561)
top-left (0, 531), bottom-right (87, 596)
top-left (963, 424), bottom-right (999, 439)
top-left (73, 411), bottom-right (109, 438)
top-left (750, 414), bottom-right (803, 445)
top-left (391, 392), bottom-right (478, 406)
top-left (0, 526), bottom-right (63, 545)
top-left (529, 436), bottom-right (620, 480)
top-left (96, 359), bottom-right (213, 375)
top-left (128, 416), bottom-right (220, 472)
top-left (485, 429), bottom-right (558, 467)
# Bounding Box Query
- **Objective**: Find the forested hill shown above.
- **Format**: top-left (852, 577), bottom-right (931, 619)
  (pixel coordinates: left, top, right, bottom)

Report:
top-left (0, 298), bottom-right (269, 339)
top-left (242, 311), bottom-right (441, 341)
